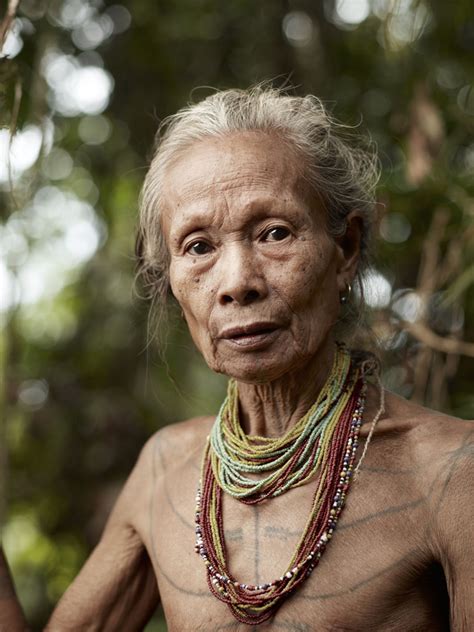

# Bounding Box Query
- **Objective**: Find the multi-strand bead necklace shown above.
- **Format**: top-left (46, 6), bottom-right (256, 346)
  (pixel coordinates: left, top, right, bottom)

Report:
top-left (195, 346), bottom-right (368, 624)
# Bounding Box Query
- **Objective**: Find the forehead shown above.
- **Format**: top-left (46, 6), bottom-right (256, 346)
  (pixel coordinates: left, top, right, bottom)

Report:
top-left (160, 132), bottom-right (313, 226)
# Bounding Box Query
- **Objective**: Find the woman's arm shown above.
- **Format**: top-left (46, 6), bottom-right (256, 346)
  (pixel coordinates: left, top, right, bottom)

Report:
top-left (46, 438), bottom-right (161, 631)
top-left (45, 528), bottom-right (159, 632)
top-left (429, 420), bottom-right (474, 631)
top-left (0, 548), bottom-right (29, 632)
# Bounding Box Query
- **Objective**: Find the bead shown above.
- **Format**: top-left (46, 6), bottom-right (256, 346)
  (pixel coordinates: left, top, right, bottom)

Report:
top-left (193, 347), bottom-right (368, 622)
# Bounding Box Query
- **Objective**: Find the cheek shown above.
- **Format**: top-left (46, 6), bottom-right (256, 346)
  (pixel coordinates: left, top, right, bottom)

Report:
top-left (170, 260), bottom-right (202, 309)
top-left (276, 241), bottom-right (337, 307)
top-left (279, 243), bottom-right (340, 335)
top-left (169, 262), bottom-right (214, 347)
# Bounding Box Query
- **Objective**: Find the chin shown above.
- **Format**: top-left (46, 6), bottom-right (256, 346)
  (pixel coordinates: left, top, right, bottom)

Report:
top-left (210, 353), bottom-right (306, 385)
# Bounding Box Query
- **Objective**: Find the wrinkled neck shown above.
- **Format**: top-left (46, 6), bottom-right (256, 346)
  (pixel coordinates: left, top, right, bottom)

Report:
top-left (236, 338), bottom-right (337, 438)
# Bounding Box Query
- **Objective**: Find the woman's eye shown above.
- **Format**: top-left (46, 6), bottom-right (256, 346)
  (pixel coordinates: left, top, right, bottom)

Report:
top-left (264, 226), bottom-right (291, 242)
top-left (186, 241), bottom-right (212, 256)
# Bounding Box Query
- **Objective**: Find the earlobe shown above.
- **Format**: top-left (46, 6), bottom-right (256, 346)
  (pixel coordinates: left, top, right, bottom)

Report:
top-left (339, 282), bottom-right (352, 304)
top-left (335, 213), bottom-right (362, 289)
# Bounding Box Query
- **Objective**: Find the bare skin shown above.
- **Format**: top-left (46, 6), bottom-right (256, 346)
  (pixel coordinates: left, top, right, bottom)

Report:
top-left (44, 398), bottom-right (473, 632)
top-left (46, 132), bottom-right (473, 631)
top-left (0, 549), bottom-right (29, 632)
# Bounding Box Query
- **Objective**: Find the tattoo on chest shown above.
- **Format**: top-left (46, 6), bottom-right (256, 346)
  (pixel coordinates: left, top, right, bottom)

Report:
top-left (148, 426), bottom-right (473, 606)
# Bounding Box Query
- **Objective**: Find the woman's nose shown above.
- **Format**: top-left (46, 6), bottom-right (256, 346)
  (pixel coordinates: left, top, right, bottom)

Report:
top-left (217, 244), bottom-right (268, 306)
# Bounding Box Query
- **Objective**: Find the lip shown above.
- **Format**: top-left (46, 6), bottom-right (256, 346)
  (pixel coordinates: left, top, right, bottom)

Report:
top-left (218, 322), bottom-right (282, 351)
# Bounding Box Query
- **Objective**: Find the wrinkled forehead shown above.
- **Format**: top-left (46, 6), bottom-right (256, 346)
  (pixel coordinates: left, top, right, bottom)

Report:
top-left (160, 131), bottom-right (318, 229)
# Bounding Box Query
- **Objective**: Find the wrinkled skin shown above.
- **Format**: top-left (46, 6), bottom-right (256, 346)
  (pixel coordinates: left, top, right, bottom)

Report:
top-left (163, 132), bottom-right (346, 386)
top-left (162, 132), bottom-right (360, 435)
top-left (45, 133), bottom-right (473, 631)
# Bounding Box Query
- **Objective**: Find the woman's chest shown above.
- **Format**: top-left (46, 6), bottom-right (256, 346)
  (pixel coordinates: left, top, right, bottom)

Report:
top-left (143, 461), bottom-right (445, 631)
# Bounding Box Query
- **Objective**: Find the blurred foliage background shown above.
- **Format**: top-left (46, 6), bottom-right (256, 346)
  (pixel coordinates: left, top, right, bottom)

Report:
top-left (0, 0), bottom-right (473, 629)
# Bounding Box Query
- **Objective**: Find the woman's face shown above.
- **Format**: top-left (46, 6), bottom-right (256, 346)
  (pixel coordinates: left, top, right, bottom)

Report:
top-left (161, 131), bottom-right (357, 383)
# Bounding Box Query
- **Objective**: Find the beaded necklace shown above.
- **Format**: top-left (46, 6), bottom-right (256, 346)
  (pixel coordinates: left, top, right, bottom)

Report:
top-left (195, 347), bottom-right (368, 624)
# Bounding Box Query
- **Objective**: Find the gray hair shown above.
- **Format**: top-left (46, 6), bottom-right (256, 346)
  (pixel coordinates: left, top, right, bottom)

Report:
top-left (136, 85), bottom-right (380, 340)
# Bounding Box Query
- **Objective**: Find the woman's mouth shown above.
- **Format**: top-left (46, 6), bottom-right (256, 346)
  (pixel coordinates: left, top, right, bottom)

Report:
top-left (218, 323), bottom-right (282, 350)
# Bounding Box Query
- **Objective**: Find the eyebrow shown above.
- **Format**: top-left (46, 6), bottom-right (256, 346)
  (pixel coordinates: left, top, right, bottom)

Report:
top-left (169, 200), bottom-right (307, 247)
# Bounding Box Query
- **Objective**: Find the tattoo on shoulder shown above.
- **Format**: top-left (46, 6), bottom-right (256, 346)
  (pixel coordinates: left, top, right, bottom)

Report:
top-left (435, 426), bottom-right (474, 509)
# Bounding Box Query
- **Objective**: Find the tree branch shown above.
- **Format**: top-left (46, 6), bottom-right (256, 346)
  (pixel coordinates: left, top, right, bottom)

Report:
top-left (0, 0), bottom-right (20, 52)
top-left (399, 320), bottom-right (474, 358)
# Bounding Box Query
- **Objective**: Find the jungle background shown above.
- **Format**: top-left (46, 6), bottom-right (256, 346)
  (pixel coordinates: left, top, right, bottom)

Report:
top-left (1, 0), bottom-right (473, 629)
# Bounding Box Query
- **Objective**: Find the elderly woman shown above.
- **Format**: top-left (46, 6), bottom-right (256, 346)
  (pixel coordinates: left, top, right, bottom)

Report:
top-left (45, 87), bottom-right (472, 631)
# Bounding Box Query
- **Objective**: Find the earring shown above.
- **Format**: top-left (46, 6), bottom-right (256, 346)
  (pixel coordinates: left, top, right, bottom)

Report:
top-left (340, 282), bottom-right (352, 304)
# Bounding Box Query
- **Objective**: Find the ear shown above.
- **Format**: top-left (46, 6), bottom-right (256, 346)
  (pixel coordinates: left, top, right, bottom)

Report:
top-left (334, 212), bottom-right (362, 293)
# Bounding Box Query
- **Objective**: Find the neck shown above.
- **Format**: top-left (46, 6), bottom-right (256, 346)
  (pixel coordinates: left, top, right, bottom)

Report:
top-left (236, 337), bottom-right (337, 438)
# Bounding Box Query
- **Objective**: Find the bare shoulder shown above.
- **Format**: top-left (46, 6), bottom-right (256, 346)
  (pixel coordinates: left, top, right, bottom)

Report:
top-left (132, 416), bottom-right (215, 484)
top-left (361, 387), bottom-right (472, 496)
top-left (157, 415), bottom-right (215, 451)
top-left (380, 390), bottom-right (473, 521)
top-left (132, 415), bottom-right (214, 470)
top-left (362, 387), bottom-right (472, 464)
top-left (382, 393), bottom-right (474, 604)
top-left (157, 414), bottom-right (213, 459)
top-left (364, 390), bottom-right (473, 559)
top-left (381, 389), bottom-right (473, 458)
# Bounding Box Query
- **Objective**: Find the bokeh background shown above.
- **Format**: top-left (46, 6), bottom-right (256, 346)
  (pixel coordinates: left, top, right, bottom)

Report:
top-left (1, 0), bottom-right (473, 629)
